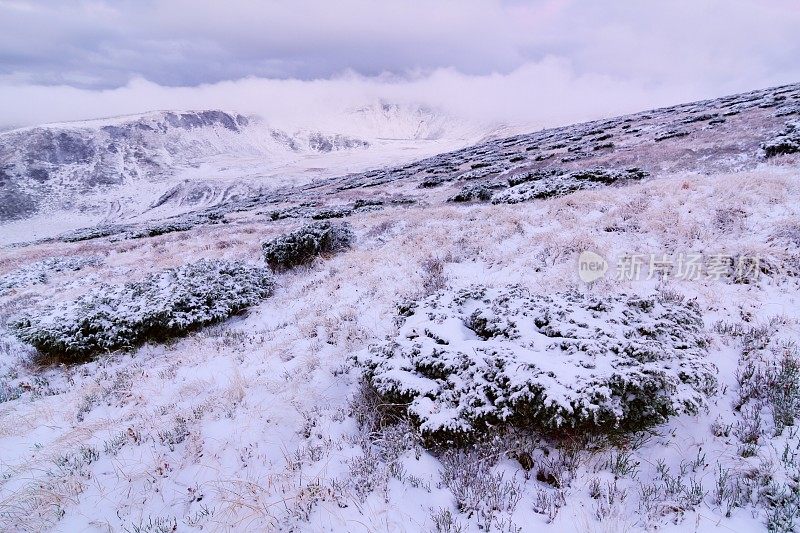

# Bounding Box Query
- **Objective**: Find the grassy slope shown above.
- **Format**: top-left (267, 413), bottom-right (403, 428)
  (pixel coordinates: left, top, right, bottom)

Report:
top-left (0, 166), bottom-right (799, 530)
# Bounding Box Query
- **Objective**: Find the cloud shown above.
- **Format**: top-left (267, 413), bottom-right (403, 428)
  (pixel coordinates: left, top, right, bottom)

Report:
top-left (0, 0), bottom-right (798, 128)
top-left (2, 0), bottom-right (798, 88)
top-left (0, 59), bottom-right (746, 132)
top-left (0, 0), bottom-right (542, 87)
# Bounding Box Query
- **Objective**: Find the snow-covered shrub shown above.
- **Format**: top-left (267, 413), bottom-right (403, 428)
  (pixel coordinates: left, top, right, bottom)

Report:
top-left (457, 165), bottom-right (504, 181)
top-left (763, 121), bottom-right (800, 158)
top-left (0, 255), bottom-right (101, 294)
top-left (56, 212), bottom-right (225, 242)
top-left (11, 259), bottom-right (274, 360)
top-left (127, 211), bottom-right (225, 239)
top-left (59, 224), bottom-right (128, 242)
top-left (491, 168), bottom-right (647, 204)
top-left (262, 221), bottom-right (353, 271)
top-left (448, 182), bottom-right (505, 203)
top-left (450, 168), bottom-right (648, 204)
top-left (654, 129), bottom-right (690, 142)
top-left (355, 285), bottom-right (716, 446)
top-left (310, 207), bottom-right (351, 220)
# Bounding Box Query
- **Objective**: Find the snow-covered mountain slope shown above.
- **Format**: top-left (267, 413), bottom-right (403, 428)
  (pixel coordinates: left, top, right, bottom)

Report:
top-left (332, 101), bottom-right (511, 141)
top-left (4, 82), bottom-right (798, 247)
top-left (2, 166), bottom-right (800, 532)
top-left (2, 83), bottom-right (800, 532)
top-left (0, 104), bottom-right (511, 239)
top-left (0, 110), bottom-right (354, 219)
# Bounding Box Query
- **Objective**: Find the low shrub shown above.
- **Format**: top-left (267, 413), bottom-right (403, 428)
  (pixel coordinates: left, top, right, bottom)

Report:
top-left (262, 221), bottom-right (353, 271)
top-left (448, 183), bottom-right (505, 203)
top-left (59, 224), bottom-right (127, 242)
top-left (57, 212), bottom-right (225, 242)
top-left (11, 259), bottom-right (274, 360)
top-left (127, 212), bottom-right (225, 239)
top-left (491, 168), bottom-right (647, 204)
top-left (654, 129), bottom-right (690, 142)
top-left (763, 121), bottom-right (800, 158)
top-left (355, 285), bottom-right (716, 446)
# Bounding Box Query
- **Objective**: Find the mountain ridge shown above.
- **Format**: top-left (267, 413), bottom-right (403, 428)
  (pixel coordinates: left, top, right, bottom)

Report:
top-left (0, 105), bottom-right (506, 231)
top-left (2, 83), bottom-right (799, 245)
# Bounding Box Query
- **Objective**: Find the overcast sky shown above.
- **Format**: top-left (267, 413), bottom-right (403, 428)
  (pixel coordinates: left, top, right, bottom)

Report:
top-left (1, 0), bottom-right (799, 128)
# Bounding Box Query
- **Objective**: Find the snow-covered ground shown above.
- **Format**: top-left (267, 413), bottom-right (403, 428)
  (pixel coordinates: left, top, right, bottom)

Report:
top-left (1, 163), bottom-right (799, 531)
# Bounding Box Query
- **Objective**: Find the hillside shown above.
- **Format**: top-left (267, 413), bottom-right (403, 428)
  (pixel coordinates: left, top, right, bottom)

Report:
top-left (0, 104), bottom-right (511, 243)
top-left (0, 83), bottom-right (800, 532)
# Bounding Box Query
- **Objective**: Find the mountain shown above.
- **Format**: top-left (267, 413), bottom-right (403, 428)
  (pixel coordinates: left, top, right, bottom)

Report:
top-left (0, 110), bottom-right (367, 221)
top-left (0, 105), bottom-right (511, 241)
top-left (237, 81), bottom-right (800, 220)
top-left (0, 81), bottom-right (794, 248)
top-left (339, 101), bottom-right (508, 141)
top-left (3, 84), bottom-right (799, 246)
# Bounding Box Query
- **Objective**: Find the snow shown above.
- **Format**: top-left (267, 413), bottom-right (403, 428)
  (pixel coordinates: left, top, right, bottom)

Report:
top-left (356, 286), bottom-right (716, 445)
top-left (11, 260), bottom-right (274, 358)
top-left (0, 255), bottom-right (101, 294)
top-left (0, 84), bottom-right (800, 531)
top-left (0, 104), bottom-right (518, 245)
top-left (0, 165), bottom-right (796, 530)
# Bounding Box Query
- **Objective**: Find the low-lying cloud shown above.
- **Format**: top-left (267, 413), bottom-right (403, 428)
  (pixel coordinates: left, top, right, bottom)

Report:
top-left (1, 58), bottom-right (794, 133)
top-left (1, 0), bottom-right (798, 130)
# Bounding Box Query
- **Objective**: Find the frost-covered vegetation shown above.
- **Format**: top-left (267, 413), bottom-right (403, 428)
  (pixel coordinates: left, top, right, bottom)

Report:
top-left (0, 255), bottom-right (100, 294)
top-left (11, 259), bottom-right (274, 360)
top-left (448, 167), bottom-right (648, 204)
top-left (709, 318), bottom-right (800, 531)
top-left (54, 211), bottom-right (226, 243)
top-left (764, 121), bottom-right (800, 157)
top-left (262, 221), bottom-right (353, 271)
top-left (356, 286), bottom-right (716, 445)
top-left (58, 223), bottom-right (128, 242)
top-left (492, 167), bottom-right (648, 204)
top-left (1, 84), bottom-right (800, 532)
top-left (2, 165), bottom-right (799, 533)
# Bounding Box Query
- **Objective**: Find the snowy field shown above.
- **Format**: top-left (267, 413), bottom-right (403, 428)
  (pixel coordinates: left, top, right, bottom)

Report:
top-left (1, 163), bottom-right (800, 531)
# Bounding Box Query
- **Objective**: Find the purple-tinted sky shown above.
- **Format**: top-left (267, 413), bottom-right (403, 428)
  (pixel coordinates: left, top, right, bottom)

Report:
top-left (1, 0), bottom-right (799, 127)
